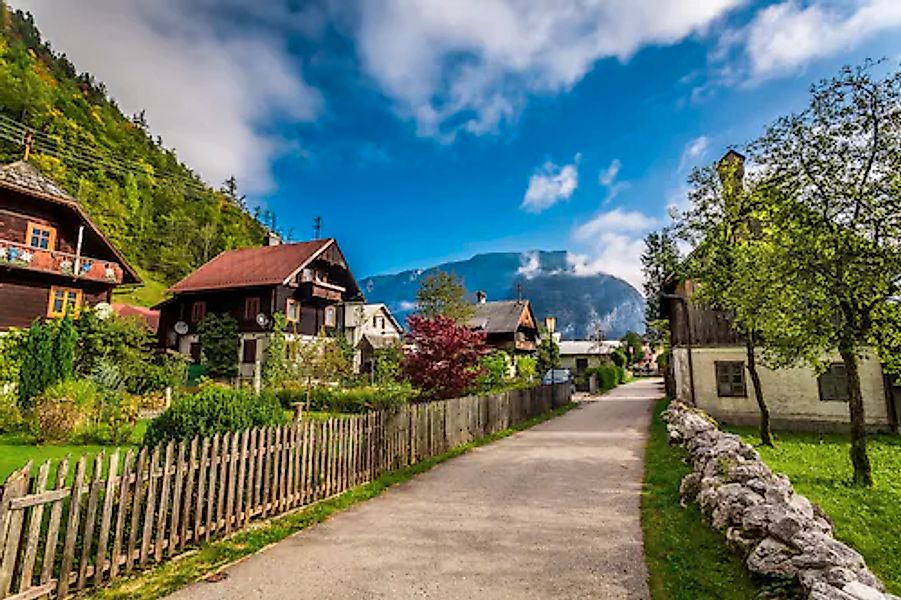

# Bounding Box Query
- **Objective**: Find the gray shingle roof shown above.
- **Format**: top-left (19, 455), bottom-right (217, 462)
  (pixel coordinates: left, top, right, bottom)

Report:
top-left (0, 161), bottom-right (76, 202)
top-left (468, 300), bottom-right (532, 334)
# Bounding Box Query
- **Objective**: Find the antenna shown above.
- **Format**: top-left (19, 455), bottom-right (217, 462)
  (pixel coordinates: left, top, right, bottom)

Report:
top-left (313, 216), bottom-right (322, 240)
top-left (516, 282), bottom-right (523, 301)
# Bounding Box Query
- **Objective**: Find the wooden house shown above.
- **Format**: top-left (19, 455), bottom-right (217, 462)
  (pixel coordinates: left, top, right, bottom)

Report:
top-left (467, 293), bottom-right (538, 354)
top-left (156, 238), bottom-right (363, 379)
top-left (0, 161), bottom-right (140, 330)
top-left (343, 303), bottom-right (404, 375)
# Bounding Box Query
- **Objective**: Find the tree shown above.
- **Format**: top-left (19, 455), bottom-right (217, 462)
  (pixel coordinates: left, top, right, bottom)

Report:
top-left (641, 229), bottom-right (680, 344)
top-left (620, 331), bottom-right (644, 365)
top-left (197, 313), bottom-right (240, 379)
top-left (415, 272), bottom-right (474, 323)
top-left (747, 63), bottom-right (901, 484)
top-left (403, 315), bottom-right (487, 400)
top-left (676, 157), bottom-right (776, 446)
top-left (535, 328), bottom-right (560, 376)
top-left (262, 313), bottom-right (288, 389)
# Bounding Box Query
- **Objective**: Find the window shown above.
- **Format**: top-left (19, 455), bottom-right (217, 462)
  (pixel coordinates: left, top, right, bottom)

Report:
top-left (190, 301), bottom-right (207, 323)
top-left (715, 361), bottom-right (746, 397)
top-left (47, 286), bottom-right (82, 317)
top-left (285, 299), bottom-right (300, 323)
top-left (324, 305), bottom-right (337, 328)
top-left (818, 363), bottom-right (849, 402)
top-left (372, 316), bottom-right (378, 328)
top-left (244, 297), bottom-right (261, 321)
top-left (26, 222), bottom-right (56, 250)
top-left (576, 358), bottom-right (588, 373)
top-left (242, 339), bottom-right (258, 364)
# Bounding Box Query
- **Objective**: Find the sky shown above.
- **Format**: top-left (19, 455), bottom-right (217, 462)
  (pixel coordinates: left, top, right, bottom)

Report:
top-left (11, 0), bottom-right (901, 290)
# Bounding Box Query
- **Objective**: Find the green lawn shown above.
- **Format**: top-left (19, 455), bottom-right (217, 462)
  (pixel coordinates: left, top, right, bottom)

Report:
top-left (732, 427), bottom-right (901, 595)
top-left (0, 420), bottom-right (148, 482)
top-left (642, 398), bottom-right (764, 599)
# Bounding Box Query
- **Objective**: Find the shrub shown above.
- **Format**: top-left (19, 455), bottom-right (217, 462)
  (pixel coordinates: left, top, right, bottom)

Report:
top-left (515, 355), bottom-right (537, 382)
top-left (144, 385), bottom-right (287, 447)
top-left (95, 391), bottom-right (140, 445)
top-left (587, 366), bottom-right (620, 392)
top-left (197, 313), bottom-right (240, 379)
top-left (478, 350), bottom-right (509, 391)
top-left (0, 391), bottom-right (22, 433)
top-left (74, 308), bottom-right (156, 393)
top-left (275, 384), bottom-right (415, 414)
top-left (31, 379), bottom-right (99, 443)
top-left (403, 315), bottom-right (487, 400)
top-left (610, 348), bottom-right (628, 369)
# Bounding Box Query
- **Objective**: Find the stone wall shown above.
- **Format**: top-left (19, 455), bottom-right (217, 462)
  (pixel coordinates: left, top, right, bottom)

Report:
top-left (663, 400), bottom-right (897, 600)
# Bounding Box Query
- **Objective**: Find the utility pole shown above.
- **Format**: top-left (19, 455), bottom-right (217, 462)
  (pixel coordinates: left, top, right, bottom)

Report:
top-left (313, 216), bottom-right (322, 240)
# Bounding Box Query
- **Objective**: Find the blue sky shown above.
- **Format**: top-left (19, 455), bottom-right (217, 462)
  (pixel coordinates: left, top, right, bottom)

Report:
top-left (15, 0), bottom-right (901, 288)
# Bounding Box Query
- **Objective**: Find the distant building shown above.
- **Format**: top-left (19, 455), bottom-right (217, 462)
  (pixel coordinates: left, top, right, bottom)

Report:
top-left (111, 303), bottom-right (160, 333)
top-left (558, 340), bottom-right (622, 375)
top-left (156, 237), bottom-right (363, 381)
top-left (0, 160), bottom-right (140, 330)
top-left (468, 291), bottom-right (539, 354)
top-left (343, 303), bottom-right (404, 374)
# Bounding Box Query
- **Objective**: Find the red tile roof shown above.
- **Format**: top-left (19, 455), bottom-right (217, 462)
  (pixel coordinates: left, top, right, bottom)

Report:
top-left (112, 303), bottom-right (160, 332)
top-left (168, 239), bottom-right (333, 293)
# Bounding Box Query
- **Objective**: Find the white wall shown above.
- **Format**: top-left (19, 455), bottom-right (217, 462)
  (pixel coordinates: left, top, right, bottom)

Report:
top-left (671, 346), bottom-right (891, 430)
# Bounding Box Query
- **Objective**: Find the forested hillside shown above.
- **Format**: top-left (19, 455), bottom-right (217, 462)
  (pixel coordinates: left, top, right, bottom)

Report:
top-left (0, 4), bottom-right (269, 304)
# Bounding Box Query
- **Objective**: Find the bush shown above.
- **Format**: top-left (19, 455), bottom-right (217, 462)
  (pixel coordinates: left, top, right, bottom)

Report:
top-left (95, 391), bottom-right (140, 445)
top-left (610, 348), bottom-right (628, 369)
top-left (275, 383), bottom-right (415, 414)
top-left (0, 390), bottom-right (22, 433)
top-left (587, 366), bottom-right (620, 392)
top-left (31, 379), bottom-right (99, 443)
top-left (478, 350), bottom-right (509, 391)
top-left (515, 355), bottom-right (537, 382)
top-left (144, 385), bottom-right (287, 447)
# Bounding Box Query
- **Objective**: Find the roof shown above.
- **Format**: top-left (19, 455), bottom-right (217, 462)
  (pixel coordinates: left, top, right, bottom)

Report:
top-left (112, 303), bottom-right (160, 332)
top-left (363, 303), bottom-right (403, 332)
top-left (468, 300), bottom-right (534, 334)
top-left (558, 340), bottom-right (622, 356)
top-left (360, 333), bottom-right (400, 350)
top-left (0, 161), bottom-right (76, 202)
top-left (0, 161), bottom-right (140, 284)
top-left (168, 238), bottom-right (334, 293)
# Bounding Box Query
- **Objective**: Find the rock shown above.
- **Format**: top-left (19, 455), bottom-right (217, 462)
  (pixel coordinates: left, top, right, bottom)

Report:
top-left (726, 526), bottom-right (760, 553)
top-left (789, 531), bottom-right (866, 571)
top-left (747, 538), bottom-right (798, 578)
top-left (679, 472), bottom-right (702, 503)
top-left (808, 581), bottom-right (859, 600)
top-left (840, 581), bottom-right (888, 600)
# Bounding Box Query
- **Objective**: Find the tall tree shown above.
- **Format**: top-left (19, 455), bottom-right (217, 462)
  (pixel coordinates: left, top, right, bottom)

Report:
top-left (415, 272), bottom-right (475, 323)
top-left (677, 155), bottom-right (776, 446)
top-left (640, 229), bottom-right (680, 345)
top-left (748, 63), bottom-right (901, 484)
top-left (535, 327), bottom-right (561, 376)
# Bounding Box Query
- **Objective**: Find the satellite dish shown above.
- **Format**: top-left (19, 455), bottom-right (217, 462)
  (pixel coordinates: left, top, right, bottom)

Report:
top-left (256, 312), bottom-right (270, 328)
top-left (173, 321), bottom-right (189, 335)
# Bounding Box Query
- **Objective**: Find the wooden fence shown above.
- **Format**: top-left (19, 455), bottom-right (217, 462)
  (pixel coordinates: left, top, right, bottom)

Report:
top-left (0, 384), bottom-right (570, 599)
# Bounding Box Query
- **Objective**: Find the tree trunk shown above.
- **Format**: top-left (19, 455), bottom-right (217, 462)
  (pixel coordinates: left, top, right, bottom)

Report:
top-left (839, 345), bottom-right (873, 487)
top-left (745, 336), bottom-right (773, 447)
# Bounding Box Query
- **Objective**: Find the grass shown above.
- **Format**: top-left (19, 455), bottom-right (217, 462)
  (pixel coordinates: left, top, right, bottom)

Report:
top-left (84, 402), bottom-right (578, 600)
top-left (0, 420), bottom-right (148, 481)
top-left (641, 398), bottom-right (763, 600)
top-left (111, 266), bottom-right (169, 307)
top-left (731, 426), bottom-right (901, 595)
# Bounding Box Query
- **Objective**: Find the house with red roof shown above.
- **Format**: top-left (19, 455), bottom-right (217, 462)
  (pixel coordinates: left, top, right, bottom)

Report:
top-left (0, 161), bottom-right (140, 330)
top-left (155, 237), bottom-right (363, 379)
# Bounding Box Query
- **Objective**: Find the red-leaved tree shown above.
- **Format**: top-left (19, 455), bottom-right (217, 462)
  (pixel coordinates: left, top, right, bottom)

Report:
top-left (403, 314), bottom-right (487, 400)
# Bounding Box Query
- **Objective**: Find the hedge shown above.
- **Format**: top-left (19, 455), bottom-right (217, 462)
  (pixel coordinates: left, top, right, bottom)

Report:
top-left (275, 384), bottom-right (415, 414)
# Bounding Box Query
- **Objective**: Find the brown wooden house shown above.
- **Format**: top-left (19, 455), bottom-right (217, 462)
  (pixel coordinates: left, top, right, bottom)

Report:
top-left (0, 161), bottom-right (140, 330)
top-left (467, 293), bottom-right (539, 354)
top-left (156, 238), bottom-right (363, 378)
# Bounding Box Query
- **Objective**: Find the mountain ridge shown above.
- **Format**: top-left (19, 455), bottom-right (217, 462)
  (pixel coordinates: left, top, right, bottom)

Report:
top-left (362, 250), bottom-right (645, 339)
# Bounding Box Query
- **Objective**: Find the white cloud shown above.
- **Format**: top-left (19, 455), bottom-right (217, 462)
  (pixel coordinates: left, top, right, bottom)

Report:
top-left (744, 0), bottom-right (901, 78)
top-left (573, 208), bottom-right (658, 240)
top-left (679, 135), bottom-right (710, 170)
top-left (13, 0), bottom-right (323, 194)
top-left (598, 159), bottom-right (621, 186)
top-left (570, 208), bottom-right (658, 290)
top-left (352, 0), bottom-right (745, 139)
top-left (517, 251), bottom-right (542, 279)
top-left (520, 155), bottom-right (580, 213)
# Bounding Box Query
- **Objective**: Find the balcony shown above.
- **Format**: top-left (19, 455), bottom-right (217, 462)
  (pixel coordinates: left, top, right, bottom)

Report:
top-left (299, 279), bottom-right (345, 302)
top-left (0, 239), bottom-right (124, 284)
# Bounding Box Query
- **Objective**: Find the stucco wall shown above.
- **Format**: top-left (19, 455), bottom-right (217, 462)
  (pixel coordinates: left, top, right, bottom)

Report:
top-left (671, 346), bottom-right (891, 431)
top-left (559, 355), bottom-right (606, 372)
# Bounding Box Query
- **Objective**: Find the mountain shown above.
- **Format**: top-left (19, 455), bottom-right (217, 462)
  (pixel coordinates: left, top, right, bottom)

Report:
top-left (0, 5), bottom-right (267, 305)
top-left (362, 251), bottom-right (645, 339)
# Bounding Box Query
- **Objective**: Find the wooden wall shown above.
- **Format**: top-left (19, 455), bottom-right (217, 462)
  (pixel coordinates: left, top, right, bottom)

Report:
top-left (0, 271), bottom-right (110, 330)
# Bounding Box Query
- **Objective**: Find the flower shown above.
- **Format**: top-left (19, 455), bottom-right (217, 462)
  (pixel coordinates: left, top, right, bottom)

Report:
top-left (20, 250), bottom-right (33, 264)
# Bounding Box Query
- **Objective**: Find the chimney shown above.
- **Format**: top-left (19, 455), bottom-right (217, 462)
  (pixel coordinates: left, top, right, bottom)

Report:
top-left (266, 231), bottom-right (282, 247)
top-left (476, 291), bottom-right (487, 304)
top-left (716, 149), bottom-right (745, 192)
top-left (544, 316), bottom-right (556, 334)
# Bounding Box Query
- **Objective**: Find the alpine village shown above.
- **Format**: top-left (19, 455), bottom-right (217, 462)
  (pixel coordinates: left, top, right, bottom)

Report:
top-left (0, 3), bottom-right (898, 600)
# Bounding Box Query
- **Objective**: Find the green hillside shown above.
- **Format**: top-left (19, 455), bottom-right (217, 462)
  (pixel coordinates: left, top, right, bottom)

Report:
top-left (0, 3), bottom-right (269, 305)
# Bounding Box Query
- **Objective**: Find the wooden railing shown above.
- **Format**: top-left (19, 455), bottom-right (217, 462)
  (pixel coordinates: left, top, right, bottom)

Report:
top-left (0, 384), bottom-right (571, 599)
top-left (0, 239), bottom-right (123, 284)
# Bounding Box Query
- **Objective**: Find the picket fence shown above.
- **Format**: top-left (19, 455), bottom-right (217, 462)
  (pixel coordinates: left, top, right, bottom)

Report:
top-left (0, 384), bottom-right (570, 599)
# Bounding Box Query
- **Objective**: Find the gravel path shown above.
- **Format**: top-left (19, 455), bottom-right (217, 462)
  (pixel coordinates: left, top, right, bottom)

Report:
top-left (164, 379), bottom-right (660, 600)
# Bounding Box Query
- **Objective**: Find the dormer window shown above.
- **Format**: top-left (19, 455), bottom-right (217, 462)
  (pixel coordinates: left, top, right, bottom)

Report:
top-left (26, 222), bottom-right (56, 250)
